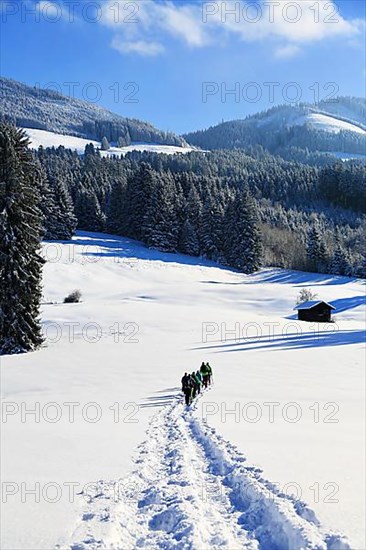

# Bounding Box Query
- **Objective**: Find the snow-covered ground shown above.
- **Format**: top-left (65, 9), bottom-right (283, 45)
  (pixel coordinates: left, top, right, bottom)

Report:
top-left (23, 128), bottom-right (194, 156)
top-left (1, 233), bottom-right (365, 550)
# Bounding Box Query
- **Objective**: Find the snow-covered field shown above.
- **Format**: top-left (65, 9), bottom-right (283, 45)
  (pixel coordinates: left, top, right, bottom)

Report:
top-left (1, 233), bottom-right (365, 550)
top-left (23, 128), bottom-right (194, 156)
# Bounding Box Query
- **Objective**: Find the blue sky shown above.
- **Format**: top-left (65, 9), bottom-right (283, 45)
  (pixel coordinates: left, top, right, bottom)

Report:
top-left (1, 0), bottom-right (365, 134)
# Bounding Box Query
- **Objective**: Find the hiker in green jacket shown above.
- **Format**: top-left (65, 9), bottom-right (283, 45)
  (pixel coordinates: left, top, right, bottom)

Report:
top-left (192, 371), bottom-right (202, 396)
top-left (200, 362), bottom-right (210, 388)
top-left (206, 362), bottom-right (213, 385)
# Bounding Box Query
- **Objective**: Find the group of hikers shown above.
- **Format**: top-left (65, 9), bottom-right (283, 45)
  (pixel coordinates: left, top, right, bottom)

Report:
top-left (181, 362), bottom-right (213, 406)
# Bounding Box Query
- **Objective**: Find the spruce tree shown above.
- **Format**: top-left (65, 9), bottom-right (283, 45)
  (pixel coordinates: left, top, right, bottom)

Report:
top-left (75, 187), bottom-right (105, 232)
top-left (0, 124), bottom-right (44, 354)
top-left (200, 199), bottom-right (224, 261)
top-left (179, 219), bottom-right (200, 256)
top-left (330, 245), bottom-right (351, 276)
top-left (223, 188), bottom-right (262, 273)
top-left (84, 143), bottom-right (96, 157)
top-left (125, 163), bottom-right (156, 240)
top-left (106, 177), bottom-right (127, 234)
top-left (41, 174), bottom-right (77, 240)
top-left (306, 225), bottom-right (328, 272)
top-left (142, 173), bottom-right (179, 252)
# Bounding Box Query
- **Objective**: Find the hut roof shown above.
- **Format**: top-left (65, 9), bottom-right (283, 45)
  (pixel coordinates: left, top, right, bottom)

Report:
top-left (294, 300), bottom-right (336, 311)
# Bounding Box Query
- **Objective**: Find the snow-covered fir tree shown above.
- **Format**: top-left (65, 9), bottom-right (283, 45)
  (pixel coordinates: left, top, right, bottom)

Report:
top-left (200, 199), bottom-right (225, 262)
top-left (75, 187), bottom-right (105, 232)
top-left (223, 188), bottom-right (262, 273)
top-left (101, 137), bottom-right (110, 151)
top-left (41, 174), bottom-right (77, 240)
top-left (142, 173), bottom-right (179, 252)
top-left (0, 124), bottom-right (44, 354)
top-left (330, 244), bottom-right (351, 276)
top-left (106, 177), bottom-right (127, 235)
top-left (124, 163), bottom-right (157, 240)
top-left (179, 219), bottom-right (200, 256)
top-left (306, 225), bottom-right (328, 272)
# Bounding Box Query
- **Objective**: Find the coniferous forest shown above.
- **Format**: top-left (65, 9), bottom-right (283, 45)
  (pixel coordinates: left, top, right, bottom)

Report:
top-left (33, 141), bottom-right (365, 278)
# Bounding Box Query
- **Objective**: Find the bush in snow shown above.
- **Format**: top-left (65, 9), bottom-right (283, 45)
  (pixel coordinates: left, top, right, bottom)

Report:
top-left (64, 290), bottom-right (82, 304)
top-left (296, 288), bottom-right (318, 305)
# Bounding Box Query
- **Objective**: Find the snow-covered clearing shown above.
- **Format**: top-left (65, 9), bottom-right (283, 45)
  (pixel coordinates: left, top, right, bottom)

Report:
top-left (1, 232), bottom-right (365, 550)
top-left (100, 143), bottom-right (195, 157)
top-left (326, 152), bottom-right (366, 162)
top-left (23, 128), bottom-right (194, 156)
top-left (23, 128), bottom-right (100, 154)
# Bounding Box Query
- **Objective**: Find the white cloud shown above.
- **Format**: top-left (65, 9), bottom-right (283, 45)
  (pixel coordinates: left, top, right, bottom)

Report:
top-left (155, 2), bottom-right (209, 47)
top-left (111, 37), bottom-right (165, 56)
top-left (98, 0), bottom-right (363, 58)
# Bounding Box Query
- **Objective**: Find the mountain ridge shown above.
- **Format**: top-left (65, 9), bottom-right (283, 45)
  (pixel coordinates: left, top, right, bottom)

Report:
top-left (0, 76), bottom-right (186, 147)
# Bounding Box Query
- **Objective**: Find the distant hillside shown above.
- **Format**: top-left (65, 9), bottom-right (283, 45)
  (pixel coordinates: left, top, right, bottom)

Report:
top-left (0, 77), bottom-right (186, 147)
top-left (184, 99), bottom-right (366, 157)
top-left (23, 127), bottom-right (194, 157)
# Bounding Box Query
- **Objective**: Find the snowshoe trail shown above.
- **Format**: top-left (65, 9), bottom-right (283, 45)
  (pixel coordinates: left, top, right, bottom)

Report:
top-left (60, 393), bottom-right (350, 550)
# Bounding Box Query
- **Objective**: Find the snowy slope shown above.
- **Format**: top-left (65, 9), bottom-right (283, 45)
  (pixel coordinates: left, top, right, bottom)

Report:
top-left (23, 127), bottom-right (194, 156)
top-left (294, 113), bottom-right (366, 135)
top-left (254, 107), bottom-right (365, 135)
top-left (24, 128), bottom-right (100, 154)
top-left (1, 233), bottom-right (365, 550)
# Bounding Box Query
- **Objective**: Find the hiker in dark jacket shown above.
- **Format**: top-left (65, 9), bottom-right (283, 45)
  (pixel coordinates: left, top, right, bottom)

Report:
top-left (181, 372), bottom-right (190, 392)
top-left (206, 362), bottom-right (213, 385)
top-left (182, 373), bottom-right (194, 405)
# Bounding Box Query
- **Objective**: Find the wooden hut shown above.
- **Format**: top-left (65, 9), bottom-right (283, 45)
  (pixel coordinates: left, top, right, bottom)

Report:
top-left (294, 300), bottom-right (335, 322)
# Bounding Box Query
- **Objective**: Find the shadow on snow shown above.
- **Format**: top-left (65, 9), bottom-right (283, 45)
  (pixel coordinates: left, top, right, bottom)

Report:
top-left (140, 387), bottom-right (181, 409)
top-left (193, 329), bottom-right (366, 354)
top-left (59, 232), bottom-right (233, 272)
top-left (200, 268), bottom-right (363, 287)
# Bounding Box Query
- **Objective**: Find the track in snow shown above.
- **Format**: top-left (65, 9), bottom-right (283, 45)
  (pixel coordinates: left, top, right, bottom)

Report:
top-left (59, 392), bottom-right (350, 550)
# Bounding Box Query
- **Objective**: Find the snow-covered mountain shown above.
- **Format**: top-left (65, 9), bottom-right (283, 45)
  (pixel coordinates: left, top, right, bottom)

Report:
top-left (0, 77), bottom-right (187, 147)
top-left (2, 232), bottom-right (365, 550)
top-left (184, 99), bottom-right (366, 157)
